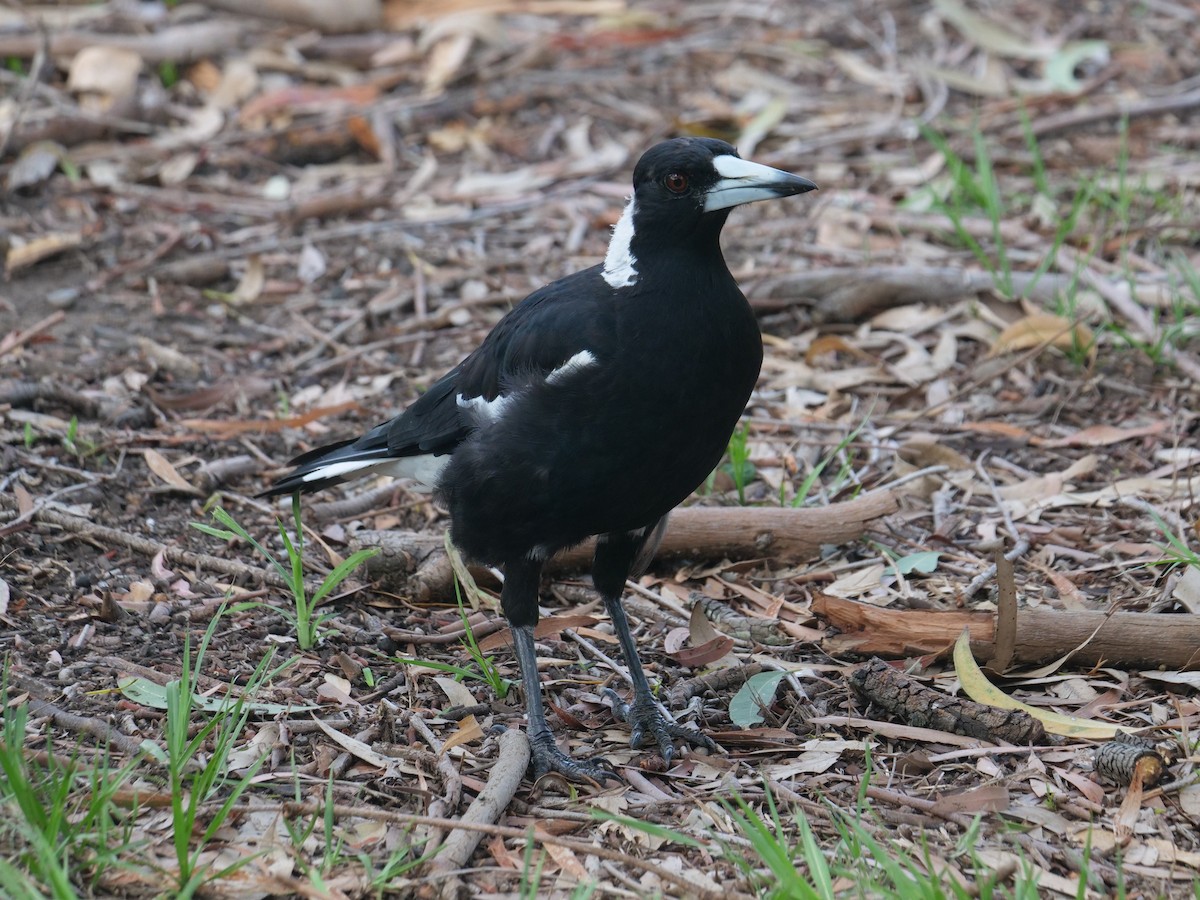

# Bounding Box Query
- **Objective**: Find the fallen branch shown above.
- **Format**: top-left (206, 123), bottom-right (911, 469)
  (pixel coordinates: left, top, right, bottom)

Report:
top-left (752, 265), bottom-right (1079, 323)
top-left (202, 0), bottom-right (381, 32)
top-left (422, 728), bottom-right (530, 900)
top-left (0, 20), bottom-right (245, 64)
top-left (850, 658), bottom-right (1046, 744)
top-left (814, 593), bottom-right (1200, 670)
top-left (7, 672), bottom-right (146, 756)
top-left (352, 491), bottom-right (899, 601)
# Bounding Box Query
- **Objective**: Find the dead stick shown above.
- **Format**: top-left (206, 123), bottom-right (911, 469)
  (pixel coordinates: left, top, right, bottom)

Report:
top-left (354, 492), bottom-right (899, 599)
top-left (409, 714), bottom-right (464, 853)
top-left (0, 21), bottom-right (244, 64)
top-left (1021, 85), bottom-right (1200, 139)
top-left (423, 729), bottom-right (529, 898)
top-left (27, 698), bottom-right (146, 756)
top-left (814, 594), bottom-right (1200, 670)
top-left (864, 786), bottom-right (974, 830)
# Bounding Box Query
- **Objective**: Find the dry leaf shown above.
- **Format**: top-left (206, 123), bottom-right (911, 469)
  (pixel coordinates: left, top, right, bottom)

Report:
top-left (897, 439), bottom-right (972, 470)
top-left (989, 313), bottom-right (1094, 359)
top-left (67, 46), bottom-right (143, 107)
top-left (159, 152), bottom-right (199, 186)
top-left (209, 57), bottom-right (259, 110)
top-left (5, 232), bottom-right (84, 276)
top-left (13, 483), bottom-right (33, 517)
top-left (423, 30), bottom-right (474, 96)
top-left (1036, 421), bottom-right (1167, 448)
top-left (143, 449), bottom-right (201, 495)
top-left (432, 676), bottom-right (477, 709)
top-left (667, 634), bottom-right (736, 668)
top-left (6, 141), bottom-right (67, 193)
top-left (228, 255), bottom-right (265, 305)
top-left (441, 715), bottom-right (484, 756)
top-left (126, 581), bottom-right (154, 603)
top-left (539, 831), bottom-right (589, 879)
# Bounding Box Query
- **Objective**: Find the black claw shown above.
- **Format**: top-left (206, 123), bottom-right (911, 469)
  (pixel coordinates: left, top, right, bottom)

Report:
top-left (528, 730), bottom-right (623, 786)
top-left (604, 688), bottom-right (718, 761)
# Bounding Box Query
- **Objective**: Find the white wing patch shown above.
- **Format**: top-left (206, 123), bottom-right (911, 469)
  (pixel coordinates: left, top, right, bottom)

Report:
top-left (457, 351), bottom-right (596, 427)
top-left (602, 196), bottom-right (638, 289)
top-left (457, 392), bottom-right (514, 423)
top-left (545, 350), bottom-right (597, 385)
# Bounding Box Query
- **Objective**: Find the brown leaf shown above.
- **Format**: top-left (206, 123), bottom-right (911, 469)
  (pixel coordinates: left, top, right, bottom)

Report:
top-left (441, 715), bottom-right (484, 756)
top-left (539, 830), bottom-right (590, 879)
top-left (6, 232), bottom-right (84, 276)
top-left (988, 313), bottom-right (1094, 359)
top-left (667, 635), bottom-right (736, 668)
top-left (478, 614), bottom-right (599, 651)
top-left (228, 255), bottom-right (265, 305)
top-left (1035, 421), bottom-right (1166, 448)
top-left (142, 449), bottom-right (201, 495)
top-left (67, 46), bottom-right (142, 106)
top-left (805, 334), bottom-right (875, 365)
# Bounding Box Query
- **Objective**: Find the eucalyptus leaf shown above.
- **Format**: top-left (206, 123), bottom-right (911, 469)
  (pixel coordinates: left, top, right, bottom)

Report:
top-left (118, 677), bottom-right (313, 716)
top-left (887, 551), bottom-right (941, 576)
top-left (729, 670), bottom-right (786, 729)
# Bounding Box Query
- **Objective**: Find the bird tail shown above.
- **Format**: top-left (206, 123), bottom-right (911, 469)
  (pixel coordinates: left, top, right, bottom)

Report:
top-left (259, 440), bottom-right (445, 497)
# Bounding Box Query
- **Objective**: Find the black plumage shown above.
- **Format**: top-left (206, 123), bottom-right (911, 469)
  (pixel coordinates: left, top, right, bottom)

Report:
top-left (264, 137), bottom-right (816, 782)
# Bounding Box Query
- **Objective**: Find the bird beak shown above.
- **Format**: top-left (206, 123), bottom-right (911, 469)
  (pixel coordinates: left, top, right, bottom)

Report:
top-left (703, 155), bottom-right (818, 213)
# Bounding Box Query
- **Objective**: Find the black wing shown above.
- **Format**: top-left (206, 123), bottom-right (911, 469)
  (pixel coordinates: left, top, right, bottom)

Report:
top-left (263, 265), bottom-right (613, 495)
top-left (384, 264), bottom-right (614, 454)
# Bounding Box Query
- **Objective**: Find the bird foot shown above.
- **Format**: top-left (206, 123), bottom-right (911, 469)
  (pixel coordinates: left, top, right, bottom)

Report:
top-left (603, 688), bottom-right (718, 764)
top-left (529, 728), bottom-right (622, 786)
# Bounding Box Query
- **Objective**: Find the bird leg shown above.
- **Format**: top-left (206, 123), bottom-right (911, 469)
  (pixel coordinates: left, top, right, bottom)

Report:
top-left (600, 591), bottom-right (718, 762)
top-left (501, 559), bottom-right (618, 784)
top-left (592, 524), bottom-right (717, 764)
top-left (511, 624), bottom-right (620, 785)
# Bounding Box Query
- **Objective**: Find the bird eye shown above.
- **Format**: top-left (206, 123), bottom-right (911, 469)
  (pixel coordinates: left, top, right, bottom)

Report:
top-left (663, 173), bottom-right (689, 194)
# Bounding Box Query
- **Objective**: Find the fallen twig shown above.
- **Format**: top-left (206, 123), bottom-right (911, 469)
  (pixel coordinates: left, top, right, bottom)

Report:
top-left (423, 728), bottom-right (529, 899)
top-left (353, 492), bottom-right (900, 599)
top-left (815, 593), bottom-right (1200, 669)
top-left (409, 714), bottom-right (465, 854)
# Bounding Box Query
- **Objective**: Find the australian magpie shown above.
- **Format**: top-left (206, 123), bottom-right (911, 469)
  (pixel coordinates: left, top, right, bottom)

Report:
top-left (263, 137), bottom-right (817, 783)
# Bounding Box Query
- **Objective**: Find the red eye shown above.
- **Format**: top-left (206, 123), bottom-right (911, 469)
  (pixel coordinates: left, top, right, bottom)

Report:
top-left (664, 172), bottom-right (688, 193)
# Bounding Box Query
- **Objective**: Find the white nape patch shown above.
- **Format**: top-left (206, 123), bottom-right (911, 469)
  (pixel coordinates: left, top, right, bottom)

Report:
top-left (545, 350), bottom-right (597, 385)
top-left (303, 453), bottom-right (448, 490)
top-left (457, 391), bottom-right (514, 423)
top-left (602, 196), bottom-right (638, 289)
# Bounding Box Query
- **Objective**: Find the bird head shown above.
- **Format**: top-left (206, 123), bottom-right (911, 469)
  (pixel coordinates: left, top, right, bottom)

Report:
top-left (603, 137), bottom-right (817, 289)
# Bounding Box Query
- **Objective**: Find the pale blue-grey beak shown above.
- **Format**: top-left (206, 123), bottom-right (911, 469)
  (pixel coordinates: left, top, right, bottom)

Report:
top-left (703, 154), bottom-right (818, 212)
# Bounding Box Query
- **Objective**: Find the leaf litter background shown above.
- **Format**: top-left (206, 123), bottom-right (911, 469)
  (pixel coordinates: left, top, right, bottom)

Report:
top-left (2, 0), bottom-right (1200, 896)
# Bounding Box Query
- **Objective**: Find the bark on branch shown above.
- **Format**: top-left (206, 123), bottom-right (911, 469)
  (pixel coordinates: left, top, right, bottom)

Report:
top-left (814, 593), bottom-right (1200, 670)
top-left (353, 491), bottom-right (899, 601)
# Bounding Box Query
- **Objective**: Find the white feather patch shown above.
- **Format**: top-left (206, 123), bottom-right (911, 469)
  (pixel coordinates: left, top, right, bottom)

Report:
top-left (545, 350), bottom-right (597, 385)
top-left (301, 453), bottom-right (448, 489)
top-left (457, 392), bottom-right (514, 423)
top-left (602, 196), bottom-right (638, 289)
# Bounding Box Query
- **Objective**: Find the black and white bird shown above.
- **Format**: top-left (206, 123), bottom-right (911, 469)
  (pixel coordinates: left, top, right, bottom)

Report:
top-left (264, 137), bottom-right (817, 783)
